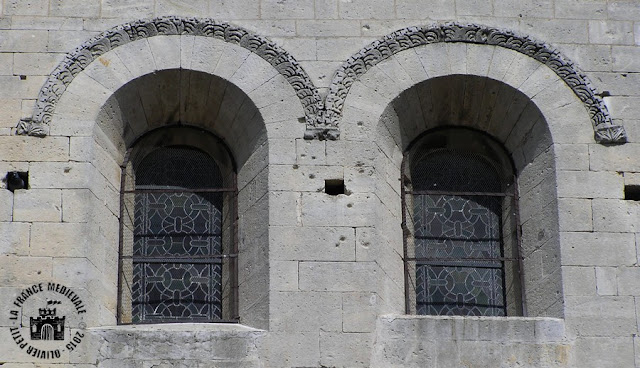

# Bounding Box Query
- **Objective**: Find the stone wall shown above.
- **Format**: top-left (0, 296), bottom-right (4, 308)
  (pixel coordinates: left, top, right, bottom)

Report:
top-left (0, 0), bottom-right (639, 367)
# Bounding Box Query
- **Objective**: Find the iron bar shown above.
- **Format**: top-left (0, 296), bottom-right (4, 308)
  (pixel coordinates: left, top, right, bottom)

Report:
top-left (513, 175), bottom-right (527, 317)
top-left (123, 188), bottom-right (236, 194)
top-left (407, 190), bottom-right (511, 197)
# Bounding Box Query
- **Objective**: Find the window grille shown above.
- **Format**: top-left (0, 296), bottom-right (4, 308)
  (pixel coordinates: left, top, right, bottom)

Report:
top-left (118, 144), bottom-right (238, 323)
top-left (402, 130), bottom-right (524, 317)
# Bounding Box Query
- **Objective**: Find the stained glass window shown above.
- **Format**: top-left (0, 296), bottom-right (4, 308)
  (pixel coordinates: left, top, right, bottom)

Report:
top-left (411, 149), bottom-right (507, 316)
top-left (130, 146), bottom-right (224, 322)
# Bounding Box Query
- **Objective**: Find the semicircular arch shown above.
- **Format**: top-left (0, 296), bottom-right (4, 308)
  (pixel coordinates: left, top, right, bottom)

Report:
top-left (17, 16), bottom-right (320, 139)
top-left (318, 23), bottom-right (625, 144)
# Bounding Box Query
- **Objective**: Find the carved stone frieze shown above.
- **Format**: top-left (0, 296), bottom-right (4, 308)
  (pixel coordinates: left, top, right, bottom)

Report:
top-left (323, 23), bottom-right (626, 144)
top-left (16, 16), bottom-right (322, 138)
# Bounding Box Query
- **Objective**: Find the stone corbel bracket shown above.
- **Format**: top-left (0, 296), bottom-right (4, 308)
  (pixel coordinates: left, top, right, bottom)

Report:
top-left (16, 16), bottom-right (327, 139)
top-left (322, 23), bottom-right (626, 145)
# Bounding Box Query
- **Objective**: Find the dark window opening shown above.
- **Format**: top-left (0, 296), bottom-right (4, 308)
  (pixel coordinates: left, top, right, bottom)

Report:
top-left (625, 185), bottom-right (640, 201)
top-left (325, 179), bottom-right (345, 195)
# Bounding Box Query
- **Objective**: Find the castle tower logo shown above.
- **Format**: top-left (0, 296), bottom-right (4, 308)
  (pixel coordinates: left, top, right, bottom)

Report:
top-left (8, 282), bottom-right (87, 360)
top-left (30, 300), bottom-right (65, 341)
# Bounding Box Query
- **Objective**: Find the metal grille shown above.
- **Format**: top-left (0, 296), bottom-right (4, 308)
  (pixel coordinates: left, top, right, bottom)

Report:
top-left (409, 150), bottom-right (508, 316)
top-left (120, 146), bottom-right (237, 323)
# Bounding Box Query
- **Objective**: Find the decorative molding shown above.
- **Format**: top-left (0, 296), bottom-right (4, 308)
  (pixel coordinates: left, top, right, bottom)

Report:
top-left (322, 23), bottom-right (626, 144)
top-left (16, 118), bottom-right (47, 137)
top-left (16, 16), bottom-right (323, 138)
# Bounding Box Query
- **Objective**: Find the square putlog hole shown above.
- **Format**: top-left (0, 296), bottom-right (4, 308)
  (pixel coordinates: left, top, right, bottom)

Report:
top-left (625, 185), bottom-right (640, 201)
top-left (325, 179), bottom-right (345, 195)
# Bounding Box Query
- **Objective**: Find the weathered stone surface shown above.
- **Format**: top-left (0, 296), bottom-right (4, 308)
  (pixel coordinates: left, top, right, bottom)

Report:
top-left (271, 225), bottom-right (355, 261)
top-left (342, 292), bottom-right (378, 332)
top-left (561, 231), bottom-right (636, 266)
top-left (595, 266), bottom-right (618, 296)
top-left (299, 261), bottom-right (379, 292)
top-left (320, 331), bottom-right (372, 367)
top-left (556, 170), bottom-right (624, 199)
top-left (0, 222), bottom-right (30, 256)
top-left (562, 266), bottom-right (596, 296)
top-left (270, 291), bottom-right (342, 332)
top-left (13, 188), bottom-right (62, 222)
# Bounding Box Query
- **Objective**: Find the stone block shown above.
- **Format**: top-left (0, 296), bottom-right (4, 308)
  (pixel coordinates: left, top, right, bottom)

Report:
top-left (326, 140), bottom-right (380, 168)
top-left (147, 35), bottom-right (181, 71)
top-left (260, 331), bottom-right (319, 367)
top-left (592, 198), bottom-right (640, 233)
top-left (298, 261), bottom-right (379, 292)
top-left (270, 291), bottom-right (342, 332)
top-left (156, 0), bottom-right (208, 16)
top-left (62, 189), bottom-right (99, 223)
top-left (0, 98), bottom-right (19, 128)
top-left (562, 45), bottom-right (612, 72)
top-left (0, 190), bottom-right (12, 221)
top-left (0, 75), bottom-right (46, 99)
top-left (520, 19), bottom-right (589, 44)
top-left (495, 0), bottom-right (553, 17)
top-left (48, 30), bottom-right (99, 53)
top-left (320, 332), bottom-right (372, 367)
top-left (101, 0), bottom-right (153, 18)
top-left (0, 222), bottom-right (30, 256)
top-left (296, 20), bottom-right (361, 37)
top-left (556, 170), bottom-right (623, 199)
top-left (50, 0), bottom-right (100, 17)
top-left (343, 292), bottom-right (377, 332)
top-left (29, 162), bottom-right (93, 189)
top-left (612, 46), bottom-right (640, 71)
top-left (112, 39), bottom-right (156, 79)
top-left (229, 53), bottom-right (280, 94)
top-left (12, 52), bottom-right (64, 76)
top-left (592, 72), bottom-right (640, 96)
top-left (396, 0), bottom-right (455, 19)
top-left (13, 188), bottom-right (62, 222)
top-left (301, 192), bottom-right (377, 227)
top-left (616, 266), bottom-right (640, 295)
top-left (30, 222), bottom-right (90, 258)
top-left (270, 260), bottom-right (298, 291)
top-left (566, 295), bottom-right (636, 337)
top-left (604, 96), bottom-right (640, 120)
top-left (595, 266), bottom-right (618, 295)
top-left (558, 198), bottom-right (592, 232)
top-left (4, 0), bottom-right (48, 15)
top-left (0, 255), bottom-right (53, 286)
top-left (608, 1), bottom-right (640, 21)
top-left (561, 231), bottom-right (636, 266)
top-left (555, 0), bottom-right (607, 19)
top-left (315, 0), bottom-right (338, 18)
top-left (261, 0), bottom-right (314, 19)
top-left (555, 144), bottom-right (589, 171)
top-left (589, 20), bottom-right (634, 45)
top-left (208, 0), bottom-right (260, 19)
top-left (316, 37), bottom-right (370, 61)
top-left (574, 336), bottom-right (634, 367)
top-left (268, 191), bottom-right (299, 226)
top-left (0, 137), bottom-right (67, 165)
top-left (271, 225), bottom-right (355, 261)
top-left (339, 0), bottom-right (394, 19)
top-left (562, 266), bottom-right (595, 296)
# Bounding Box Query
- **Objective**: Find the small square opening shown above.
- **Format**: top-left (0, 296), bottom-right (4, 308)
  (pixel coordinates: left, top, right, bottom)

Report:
top-left (5, 171), bottom-right (28, 192)
top-left (625, 185), bottom-right (640, 201)
top-left (325, 179), bottom-right (345, 195)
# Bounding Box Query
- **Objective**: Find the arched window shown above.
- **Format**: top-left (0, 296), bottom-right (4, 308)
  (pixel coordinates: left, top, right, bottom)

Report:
top-left (118, 127), bottom-right (238, 323)
top-left (403, 128), bottom-right (524, 316)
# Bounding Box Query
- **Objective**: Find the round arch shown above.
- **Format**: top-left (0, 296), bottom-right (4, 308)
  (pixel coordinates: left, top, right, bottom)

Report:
top-left (16, 16), bottom-right (319, 140)
top-left (320, 23), bottom-right (626, 144)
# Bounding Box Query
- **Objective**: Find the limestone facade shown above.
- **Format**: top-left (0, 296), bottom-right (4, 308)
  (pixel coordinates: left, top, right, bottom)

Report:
top-left (0, 0), bottom-right (639, 367)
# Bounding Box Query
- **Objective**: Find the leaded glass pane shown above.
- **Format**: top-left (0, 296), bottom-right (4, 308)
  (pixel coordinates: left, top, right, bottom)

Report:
top-left (413, 150), bottom-right (506, 316)
top-left (131, 146), bottom-right (224, 322)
